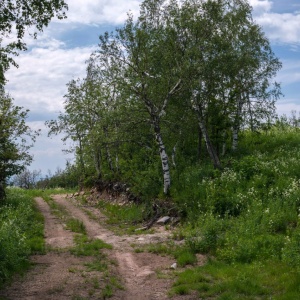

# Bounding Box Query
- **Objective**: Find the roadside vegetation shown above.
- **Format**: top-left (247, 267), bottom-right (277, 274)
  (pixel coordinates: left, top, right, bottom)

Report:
top-left (0, 188), bottom-right (45, 287)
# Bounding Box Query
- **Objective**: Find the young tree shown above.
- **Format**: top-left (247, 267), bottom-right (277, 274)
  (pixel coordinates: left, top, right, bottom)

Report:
top-left (0, 90), bottom-right (39, 199)
top-left (13, 168), bottom-right (41, 189)
top-left (169, 0), bottom-right (281, 164)
top-left (93, 0), bottom-right (184, 194)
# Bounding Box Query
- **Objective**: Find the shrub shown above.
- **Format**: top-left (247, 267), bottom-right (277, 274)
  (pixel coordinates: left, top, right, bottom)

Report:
top-left (0, 188), bottom-right (45, 286)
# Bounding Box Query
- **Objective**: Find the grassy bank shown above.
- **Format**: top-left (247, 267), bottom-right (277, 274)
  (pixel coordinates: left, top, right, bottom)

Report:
top-left (168, 126), bottom-right (300, 298)
top-left (0, 188), bottom-right (74, 288)
top-left (0, 188), bottom-right (44, 287)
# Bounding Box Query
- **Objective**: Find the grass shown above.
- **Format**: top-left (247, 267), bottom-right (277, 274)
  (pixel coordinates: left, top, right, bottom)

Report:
top-left (96, 200), bottom-right (149, 234)
top-left (66, 218), bottom-right (86, 234)
top-left (0, 188), bottom-right (46, 287)
top-left (0, 187), bottom-right (123, 299)
top-left (135, 242), bottom-right (197, 267)
top-left (168, 126), bottom-right (300, 298)
top-left (171, 260), bottom-right (300, 299)
top-left (70, 235), bottom-right (112, 257)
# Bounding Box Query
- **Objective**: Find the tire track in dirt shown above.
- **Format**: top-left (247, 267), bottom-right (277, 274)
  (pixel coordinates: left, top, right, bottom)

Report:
top-left (0, 195), bottom-right (194, 300)
top-left (0, 197), bottom-right (110, 300)
top-left (52, 195), bottom-right (181, 300)
top-left (35, 197), bottom-right (74, 248)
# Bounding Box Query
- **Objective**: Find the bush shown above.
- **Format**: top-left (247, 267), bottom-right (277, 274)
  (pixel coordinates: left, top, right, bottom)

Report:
top-left (0, 188), bottom-right (45, 286)
top-left (282, 226), bottom-right (300, 270)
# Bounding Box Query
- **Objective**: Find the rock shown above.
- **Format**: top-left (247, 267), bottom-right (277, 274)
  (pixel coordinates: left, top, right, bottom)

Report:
top-left (135, 227), bottom-right (147, 232)
top-left (156, 216), bottom-right (171, 225)
top-left (171, 263), bottom-right (177, 269)
top-left (170, 217), bottom-right (181, 226)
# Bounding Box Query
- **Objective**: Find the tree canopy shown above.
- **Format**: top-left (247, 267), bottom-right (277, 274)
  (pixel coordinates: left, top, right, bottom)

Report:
top-left (47, 0), bottom-right (281, 196)
top-left (0, 89), bottom-right (39, 197)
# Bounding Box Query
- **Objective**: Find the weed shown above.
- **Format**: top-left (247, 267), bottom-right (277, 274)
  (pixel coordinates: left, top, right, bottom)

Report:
top-left (0, 188), bottom-right (45, 287)
top-left (66, 218), bottom-right (86, 234)
top-left (171, 260), bottom-right (300, 298)
top-left (96, 200), bottom-right (146, 234)
top-left (84, 260), bottom-right (107, 272)
top-left (71, 235), bottom-right (112, 257)
top-left (175, 249), bottom-right (197, 267)
top-left (101, 284), bottom-right (113, 298)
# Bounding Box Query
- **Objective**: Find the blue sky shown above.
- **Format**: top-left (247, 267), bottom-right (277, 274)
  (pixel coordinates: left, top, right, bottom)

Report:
top-left (4, 0), bottom-right (300, 175)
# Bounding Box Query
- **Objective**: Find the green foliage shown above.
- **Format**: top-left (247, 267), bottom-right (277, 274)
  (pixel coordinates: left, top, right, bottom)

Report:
top-left (0, 91), bottom-right (39, 199)
top-left (171, 261), bottom-right (300, 299)
top-left (71, 235), bottom-right (112, 257)
top-left (175, 249), bottom-right (197, 267)
top-left (0, 188), bottom-right (45, 287)
top-left (66, 218), bottom-right (86, 234)
top-left (162, 124), bottom-right (300, 296)
top-left (282, 226), bottom-right (300, 270)
top-left (96, 200), bottom-right (148, 234)
top-left (47, 0), bottom-right (281, 195)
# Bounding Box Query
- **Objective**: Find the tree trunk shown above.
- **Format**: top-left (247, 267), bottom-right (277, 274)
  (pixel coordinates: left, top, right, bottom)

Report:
top-left (153, 117), bottom-right (171, 195)
top-left (0, 181), bottom-right (6, 202)
top-left (232, 93), bottom-right (244, 152)
top-left (197, 128), bottom-right (202, 161)
top-left (221, 130), bottom-right (227, 156)
top-left (232, 127), bottom-right (239, 152)
top-left (196, 110), bottom-right (221, 169)
top-left (94, 148), bottom-right (102, 178)
top-left (106, 145), bottom-right (114, 171)
top-left (103, 126), bottom-right (114, 172)
top-left (172, 143), bottom-right (177, 168)
top-left (78, 137), bottom-right (86, 176)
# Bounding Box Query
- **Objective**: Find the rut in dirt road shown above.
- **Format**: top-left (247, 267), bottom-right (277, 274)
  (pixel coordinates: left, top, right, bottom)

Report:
top-left (0, 194), bottom-right (193, 300)
top-left (52, 195), bottom-right (185, 300)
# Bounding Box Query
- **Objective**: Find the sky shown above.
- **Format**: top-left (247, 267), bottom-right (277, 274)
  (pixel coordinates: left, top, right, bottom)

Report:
top-left (4, 0), bottom-right (300, 176)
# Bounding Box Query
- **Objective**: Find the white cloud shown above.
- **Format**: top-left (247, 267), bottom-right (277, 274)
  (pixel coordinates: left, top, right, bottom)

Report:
top-left (276, 101), bottom-right (300, 116)
top-left (249, 0), bottom-right (273, 13)
top-left (256, 12), bottom-right (300, 44)
top-left (276, 59), bottom-right (300, 86)
top-left (26, 122), bottom-right (74, 174)
top-left (6, 45), bottom-right (96, 113)
top-left (65, 0), bottom-right (141, 25)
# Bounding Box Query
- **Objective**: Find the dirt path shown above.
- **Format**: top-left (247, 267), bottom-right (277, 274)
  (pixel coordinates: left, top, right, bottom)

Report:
top-left (0, 195), bottom-right (195, 300)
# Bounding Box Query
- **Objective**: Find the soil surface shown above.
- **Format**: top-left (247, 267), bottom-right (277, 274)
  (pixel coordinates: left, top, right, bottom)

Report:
top-left (0, 194), bottom-right (199, 299)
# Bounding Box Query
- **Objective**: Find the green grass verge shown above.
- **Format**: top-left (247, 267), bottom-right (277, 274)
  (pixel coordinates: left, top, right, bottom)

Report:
top-left (96, 200), bottom-right (149, 234)
top-left (0, 188), bottom-right (46, 287)
top-left (171, 260), bottom-right (300, 299)
top-left (70, 235), bottom-right (112, 257)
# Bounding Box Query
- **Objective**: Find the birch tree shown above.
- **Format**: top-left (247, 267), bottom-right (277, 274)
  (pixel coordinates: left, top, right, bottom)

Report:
top-left (93, 0), bottom-right (183, 194)
top-left (171, 0), bottom-right (281, 163)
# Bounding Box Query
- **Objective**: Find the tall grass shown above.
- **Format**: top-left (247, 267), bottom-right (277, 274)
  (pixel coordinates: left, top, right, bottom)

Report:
top-left (171, 126), bottom-right (300, 297)
top-left (0, 188), bottom-right (45, 287)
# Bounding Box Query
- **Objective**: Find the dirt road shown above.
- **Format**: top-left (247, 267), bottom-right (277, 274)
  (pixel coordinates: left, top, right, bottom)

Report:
top-left (0, 194), bottom-right (194, 300)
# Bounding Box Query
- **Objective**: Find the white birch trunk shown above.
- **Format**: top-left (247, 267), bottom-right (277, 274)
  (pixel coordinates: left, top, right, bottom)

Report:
top-left (155, 131), bottom-right (171, 194)
top-left (232, 128), bottom-right (239, 152)
top-left (106, 145), bottom-right (113, 171)
top-left (197, 116), bottom-right (221, 169)
top-left (94, 150), bottom-right (102, 178)
top-left (145, 99), bottom-right (171, 195)
top-left (172, 144), bottom-right (177, 168)
top-left (232, 94), bottom-right (244, 151)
